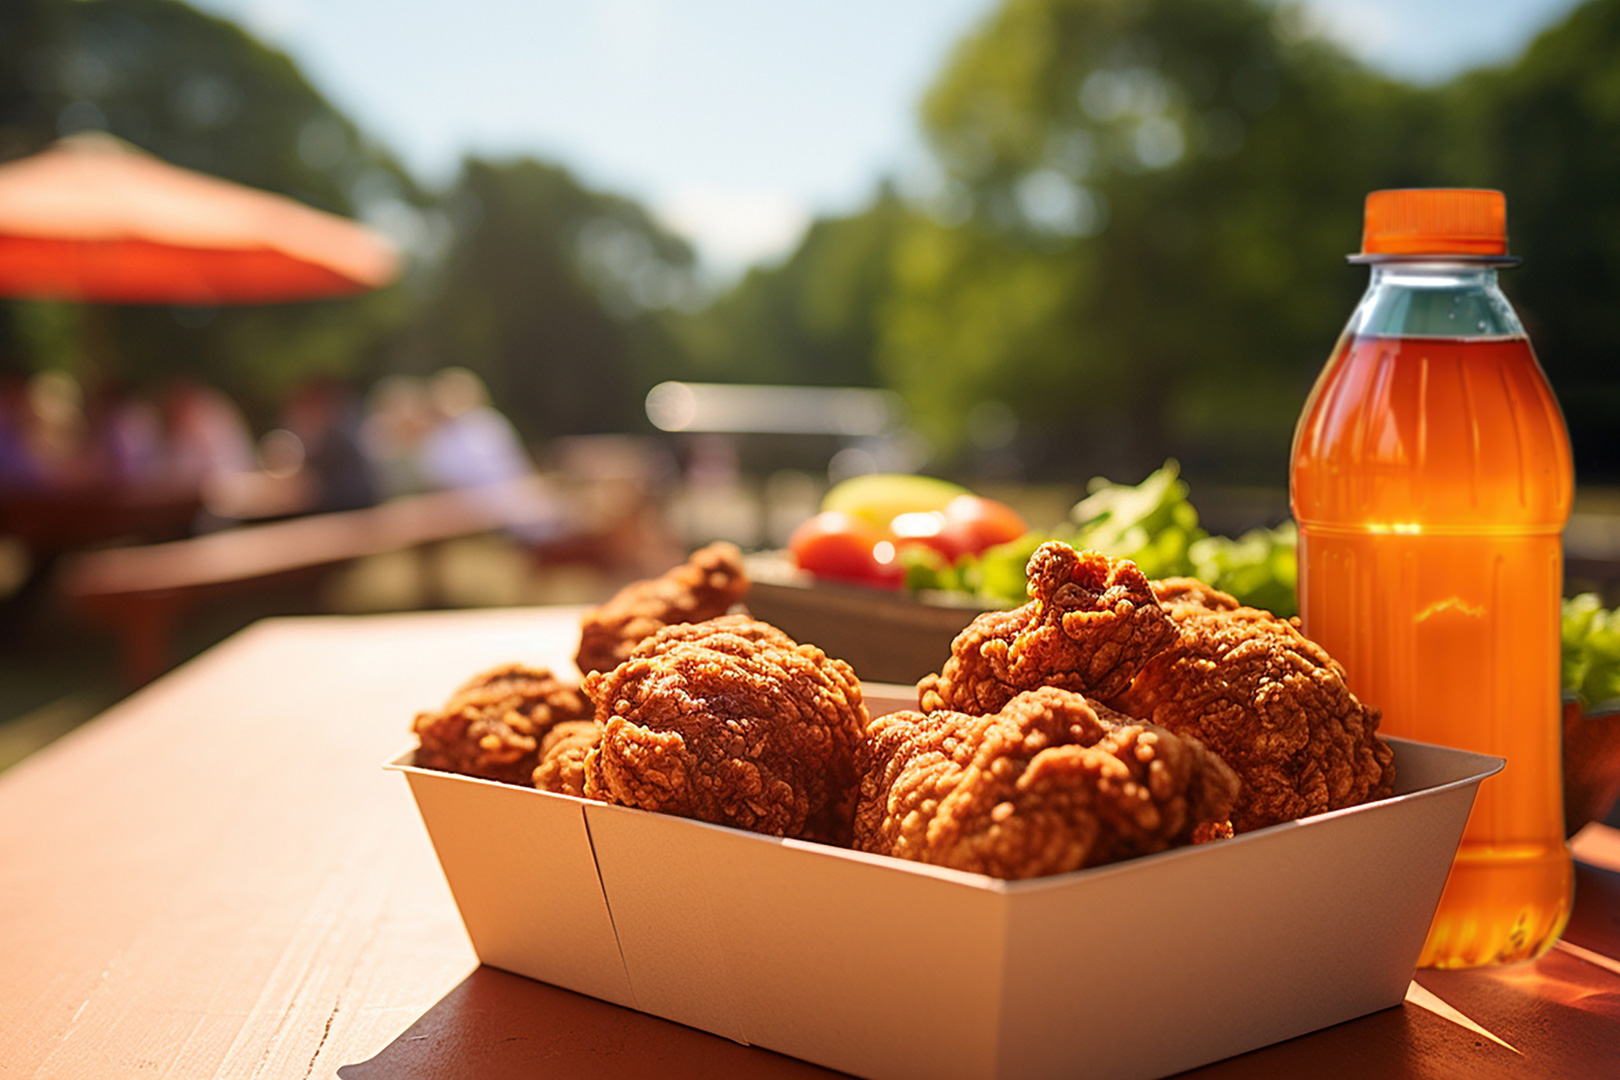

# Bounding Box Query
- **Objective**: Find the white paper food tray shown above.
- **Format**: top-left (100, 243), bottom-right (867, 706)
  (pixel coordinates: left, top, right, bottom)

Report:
top-left (389, 684), bottom-right (1500, 1080)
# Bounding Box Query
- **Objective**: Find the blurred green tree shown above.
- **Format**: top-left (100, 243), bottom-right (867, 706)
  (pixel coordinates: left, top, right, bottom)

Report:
top-left (670, 187), bottom-right (912, 389)
top-left (1446, 0), bottom-right (1620, 478)
top-left (0, 0), bottom-right (422, 423)
top-left (0, 0), bottom-right (701, 443)
top-left (404, 157), bottom-right (698, 439)
top-left (876, 0), bottom-right (1443, 480)
top-left (5, 0), bottom-right (1620, 488)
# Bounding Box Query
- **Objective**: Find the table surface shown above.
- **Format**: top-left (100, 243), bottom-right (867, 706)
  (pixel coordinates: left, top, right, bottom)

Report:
top-left (2, 606), bottom-right (1617, 1080)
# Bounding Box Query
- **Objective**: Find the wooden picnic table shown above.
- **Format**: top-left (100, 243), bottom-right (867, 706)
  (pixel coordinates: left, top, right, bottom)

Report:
top-left (1, 606), bottom-right (1617, 1079)
top-left (55, 478), bottom-right (587, 687)
top-left (0, 480), bottom-right (203, 556)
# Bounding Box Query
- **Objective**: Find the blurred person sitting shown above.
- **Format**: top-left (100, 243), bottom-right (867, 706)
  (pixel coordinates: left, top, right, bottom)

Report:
top-left (162, 379), bottom-right (255, 490)
top-left (359, 375), bottom-right (435, 498)
top-left (86, 380), bottom-right (168, 488)
top-left (105, 398), bottom-right (167, 486)
top-left (418, 367), bottom-right (535, 491)
top-left (20, 371), bottom-right (98, 488)
top-left (417, 367), bottom-right (566, 545)
top-left (280, 378), bottom-right (378, 513)
top-left (0, 379), bottom-right (41, 491)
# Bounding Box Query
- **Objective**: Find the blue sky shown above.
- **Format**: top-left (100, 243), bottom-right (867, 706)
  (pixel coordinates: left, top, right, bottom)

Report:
top-left (187, 0), bottom-right (1583, 276)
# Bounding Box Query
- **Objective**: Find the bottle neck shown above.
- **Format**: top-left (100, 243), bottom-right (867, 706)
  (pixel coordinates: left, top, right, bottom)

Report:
top-left (1349, 260), bottom-right (1525, 340)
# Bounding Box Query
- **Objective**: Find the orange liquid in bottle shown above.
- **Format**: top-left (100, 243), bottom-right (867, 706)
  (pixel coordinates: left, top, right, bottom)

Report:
top-left (1293, 332), bottom-right (1573, 967)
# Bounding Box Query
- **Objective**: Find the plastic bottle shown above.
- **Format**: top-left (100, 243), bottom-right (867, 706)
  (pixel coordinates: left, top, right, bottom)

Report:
top-left (1291, 189), bottom-right (1573, 968)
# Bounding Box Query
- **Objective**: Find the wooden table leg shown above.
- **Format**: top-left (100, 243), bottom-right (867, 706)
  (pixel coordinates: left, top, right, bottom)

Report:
top-left (94, 593), bottom-right (185, 688)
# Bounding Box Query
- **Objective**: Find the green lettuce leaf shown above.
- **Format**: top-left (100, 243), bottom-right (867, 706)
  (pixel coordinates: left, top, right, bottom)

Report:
top-left (1069, 460), bottom-right (1205, 579)
top-left (1564, 593), bottom-right (1620, 710)
top-left (1189, 521), bottom-right (1299, 618)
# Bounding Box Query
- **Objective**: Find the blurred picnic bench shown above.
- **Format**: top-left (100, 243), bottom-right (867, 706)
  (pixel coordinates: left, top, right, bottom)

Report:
top-left (59, 481), bottom-right (553, 686)
top-left (58, 438), bottom-right (675, 686)
top-left (0, 481), bottom-right (202, 559)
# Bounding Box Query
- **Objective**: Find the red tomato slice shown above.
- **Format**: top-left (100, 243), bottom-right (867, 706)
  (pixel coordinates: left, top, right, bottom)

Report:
top-left (788, 512), bottom-right (903, 588)
top-left (940, 495), bottom-right (1027, 556)
top-left (889, 510), bottom-right (962, 561)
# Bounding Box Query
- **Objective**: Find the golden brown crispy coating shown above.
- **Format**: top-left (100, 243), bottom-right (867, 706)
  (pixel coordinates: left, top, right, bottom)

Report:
top-left (918, 542), bottom-right (1176, 714)
top-left (575, 542), bottom-right (750, 675)
top-left (1152, 577), bottom-right (1242, 612)
top-left (1111, 602), bottom-right (1395, 833)
top-left (412, 664), bottom-right (591, 785)
top-left (627, 612), bottom-right (796, 655)
top-left (581, 616), bottom-right (869, 842)
top-left (853, 687), bottom-right (1239, 879)
top-left (534, 720), bottom-right (602, 797)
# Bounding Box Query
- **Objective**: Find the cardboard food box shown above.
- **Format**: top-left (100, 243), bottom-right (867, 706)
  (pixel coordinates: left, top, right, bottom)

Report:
top-left (390, 685), bottom-right (1500, 1080)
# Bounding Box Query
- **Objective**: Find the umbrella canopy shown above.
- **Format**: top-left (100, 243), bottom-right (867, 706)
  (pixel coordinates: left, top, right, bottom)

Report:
top-left (0, 133), bottom-right (401, 304)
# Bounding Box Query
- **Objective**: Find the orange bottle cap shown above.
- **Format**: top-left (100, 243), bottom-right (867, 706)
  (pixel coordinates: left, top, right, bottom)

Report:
top-left (1360, 188), bottom-right (1508, 257)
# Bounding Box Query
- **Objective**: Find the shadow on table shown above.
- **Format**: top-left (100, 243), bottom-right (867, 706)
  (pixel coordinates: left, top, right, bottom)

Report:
top-left (340, 956), bottom-right (1620, 1080)
top-left (348, 867), bottom-right (1620, 1080)
top-left (338, 966), bottom-right (847, 1080)
top-left (1175, 1002), bottom-right (1483, 1080)
top-left (1184, 873), bottom-right (1620, 1080)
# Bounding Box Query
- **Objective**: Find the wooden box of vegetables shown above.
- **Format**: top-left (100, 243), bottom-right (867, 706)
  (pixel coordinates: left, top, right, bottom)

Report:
top-left (748, 463), bottom-right (1297, 685)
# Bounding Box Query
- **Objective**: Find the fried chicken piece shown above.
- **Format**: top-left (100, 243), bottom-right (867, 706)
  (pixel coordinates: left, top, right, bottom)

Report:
top-left (581, 616), bottom-right (868, 842)
top-left (534, 720), bottom-right (601, 797)
top-left (575, 542), bottom-right (750, 675)
top-left (853, 687), bottom-right (1239, 879)
top-left (1112, 598), bottom-right (1395, 833)
top-left (1152, 576), bottom-right (1242, 612)
top-left (918, 542), bottom-right (1176, 714)
top-left (626, 611), bottom-right (796, 655)
top-left (412, 664), bottom-right (591, 785)
top-left (542, 616), bottom-right (794, 800)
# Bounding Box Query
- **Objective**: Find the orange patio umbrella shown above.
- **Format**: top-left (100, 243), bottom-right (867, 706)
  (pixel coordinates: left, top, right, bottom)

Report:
top-left (0, 133), bottom-right (401, 304)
